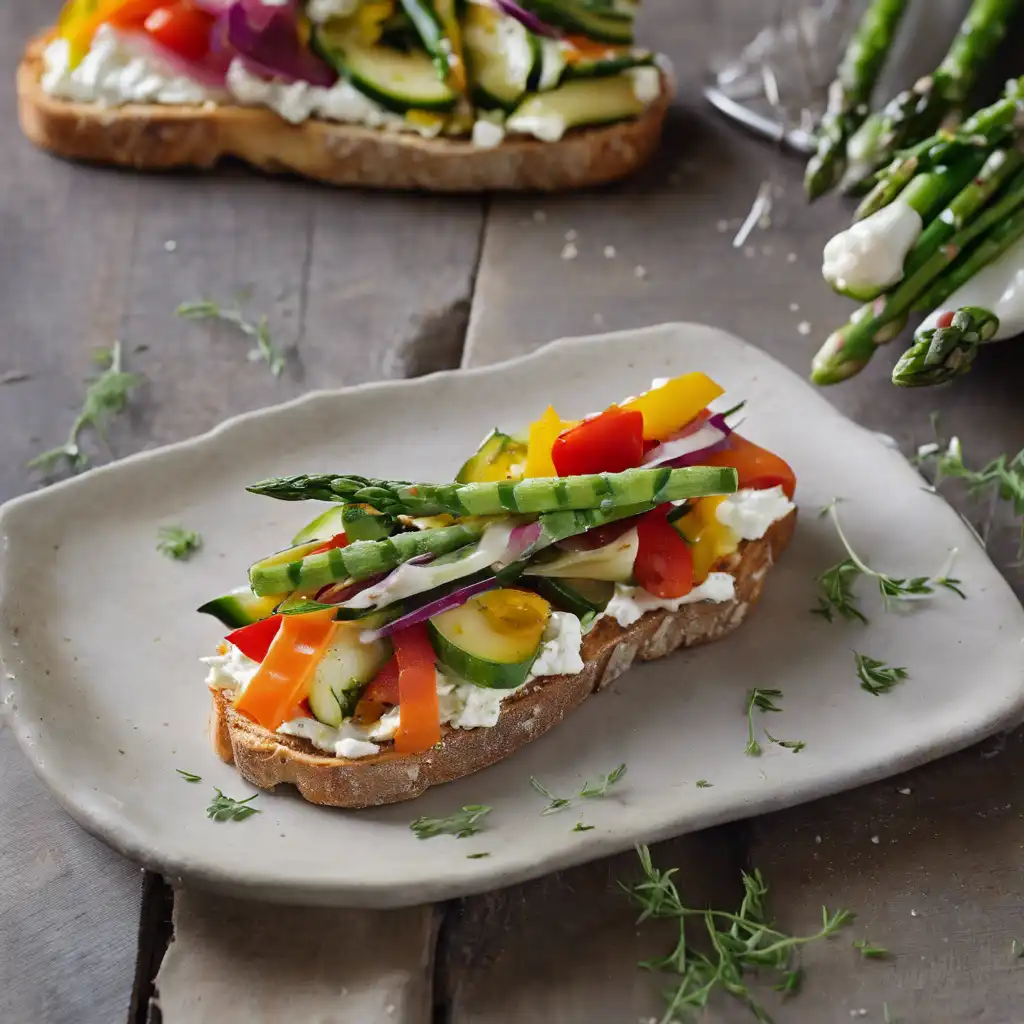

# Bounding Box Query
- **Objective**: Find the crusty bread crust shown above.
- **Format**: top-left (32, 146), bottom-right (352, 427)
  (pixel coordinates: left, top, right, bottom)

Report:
top-left (17, 33), bottom-right (672, 192)
top-left (209, 510), bottom-right (796, 808)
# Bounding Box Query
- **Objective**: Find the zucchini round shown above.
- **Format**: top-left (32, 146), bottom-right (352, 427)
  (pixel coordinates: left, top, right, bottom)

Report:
top-left (429, 589), bottom-right (550, 689)
top-left (197, 588), bottom-right (281, 629)
top-left (530, 577), bottom-right (613, 618)
top-left (463, 4), bottom-right (538, 111)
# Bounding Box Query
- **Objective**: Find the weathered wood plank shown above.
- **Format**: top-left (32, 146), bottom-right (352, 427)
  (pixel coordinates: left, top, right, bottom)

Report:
top-left (1, 7), bottom-right (484, 1022)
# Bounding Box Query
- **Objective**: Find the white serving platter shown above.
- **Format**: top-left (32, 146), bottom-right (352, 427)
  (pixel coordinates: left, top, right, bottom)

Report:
top-left (2, 323), bottom-right (1021, 907)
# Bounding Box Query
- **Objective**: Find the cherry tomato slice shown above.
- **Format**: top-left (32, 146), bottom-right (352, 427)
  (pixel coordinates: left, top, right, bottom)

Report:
top-left (144, 3), bottom-right (215, 62)
top-left (633, 506), bottom-right (695, 599)
top-left (552, 407), bottom-right (645, 477)
top-left (702, 434), bottom-right (797, 500)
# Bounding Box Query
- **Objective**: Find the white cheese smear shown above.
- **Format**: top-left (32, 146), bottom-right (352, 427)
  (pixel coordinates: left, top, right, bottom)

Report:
top-left (715, 486), bottom-right (794, 541)
top-left (605, 573), bottom-right (737, 628)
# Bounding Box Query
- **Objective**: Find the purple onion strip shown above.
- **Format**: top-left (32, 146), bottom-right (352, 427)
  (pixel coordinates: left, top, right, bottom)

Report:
top-left (360, 576), bottom-right (499, 643)
top-left (493, 0), bottom-right (561, 37)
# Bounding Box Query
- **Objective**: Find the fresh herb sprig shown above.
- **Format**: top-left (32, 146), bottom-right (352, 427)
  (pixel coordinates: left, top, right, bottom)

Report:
top-left (530, 777), bottom-right (572, 815)
top-left (854, 652), bottom-right (909, 696)
top-left (580, 762), bottom-right (627, 798)
top-left (624, 845), bottom-right (855, 1022)
top-left (176, 769), bottom-right (202, 783)
top-left (853, 939), bottom-right (889, 959)
top-left (177, 298), bottom-right (286, 377)
top-left (745, 690), bottom-right (805, 757)
top-left (813, 500), bottom-right (964, 623)
top-left (410, 804), bottom-right (491, 839)
top-left (917, 434), bottom-right (1024, 557)
top-left (207, 789), bottom-right (260, 822)
top-left (29, 342), bottom-right (141, 478)
top-left (157, 525), bottom-right (202, 561)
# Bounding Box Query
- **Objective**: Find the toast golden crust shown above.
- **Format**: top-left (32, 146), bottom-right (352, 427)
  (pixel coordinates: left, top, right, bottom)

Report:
top-left (209, 510), bottom-right (796, 808)
top-left (17, 33), bottom-right (672, 192)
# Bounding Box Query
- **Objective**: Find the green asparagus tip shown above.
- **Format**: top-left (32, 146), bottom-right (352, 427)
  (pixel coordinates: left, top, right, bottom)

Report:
top-left (891, 306), bottom-right (998, 387)
top-left (810, 329), bottom-right (870, 386)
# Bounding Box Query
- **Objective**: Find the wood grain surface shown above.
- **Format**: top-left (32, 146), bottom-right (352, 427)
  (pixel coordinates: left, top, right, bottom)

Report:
top-left (3, 1), bottom-right (1023, 1023)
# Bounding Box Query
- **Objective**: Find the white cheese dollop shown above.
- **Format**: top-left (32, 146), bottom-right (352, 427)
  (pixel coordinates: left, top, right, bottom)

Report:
top-left (528, 611), bottom-right (585, 678)
top-left (916, 232), bottom-right (1024, 342)
top-left (605, 573), bottom-right (736, 628)
top-left (628, 65), bottom-right (661, 104)
top-left (472, 115), bottom-right (507, 150)
top-left (715, 486), bottom-right (794, 542)
top-left (822, 198), bottom-right (923, 298)
top-left (307, 0), bottom-right (361, 24)
top-left (202, 646), bottom-right (260, 693)
top-left (42, 26), bottom-right (216, 106)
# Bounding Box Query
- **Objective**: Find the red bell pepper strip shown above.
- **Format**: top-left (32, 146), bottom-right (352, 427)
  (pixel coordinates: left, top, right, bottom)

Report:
top-left (633, 505), bottom-right (695, 599)
top-left (143, 2), bottom-right (217, 62)
top-left (234, 609), bottom-right (338, 731)
top-left (701, 434), bottom-right (797, 500)
top-left (310, 533), bottom-right (349, 556)
top-left (552, 407), bottom-right (645, 476)
top-left (226, 614), bottom-right (282, 663)
top-left (361, 655), bottom-right (400, 706)
top-left (392, 623), bottom-right (441, 754)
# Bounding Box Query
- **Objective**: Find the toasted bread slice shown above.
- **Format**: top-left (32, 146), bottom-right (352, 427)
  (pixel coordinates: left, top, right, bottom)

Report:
top-left (209, 510), bottom-right (796, 808)
top-left (17, 34), bottom-right (672, 192)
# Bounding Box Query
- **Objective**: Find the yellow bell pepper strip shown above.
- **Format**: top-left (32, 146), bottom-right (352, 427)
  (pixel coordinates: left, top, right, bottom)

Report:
top-left (524, 405), bottom-right (578, 478)
top-left (619, 372), bottom-right (724, 441)
top-left (59, 0), bottom-right (161, 66)
top-left (672, 497), bottom-right (737, 584)
top-left (234, 609), bottom-right (338, 732)
top-left (392, 623), bottom-right (441, 754)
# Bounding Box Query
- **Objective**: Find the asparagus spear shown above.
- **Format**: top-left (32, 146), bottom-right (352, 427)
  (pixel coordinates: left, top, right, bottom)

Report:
top-left (811, 169), bottom-right (1024, 384)
top-left (249, 500), bottom-right (660, 595)
top-left (804, 0), bottom-right (910, 200)
top-left (848, 0), bottom-right (1020, 181)
top-left (891, 306), bottom-right (999, 386)
top-left (856, 75), bottom-right (1024, 218)
top-left (912, 200), bottom-right (1024, 312)
top-left (247, 466), bottom-right (738, 518)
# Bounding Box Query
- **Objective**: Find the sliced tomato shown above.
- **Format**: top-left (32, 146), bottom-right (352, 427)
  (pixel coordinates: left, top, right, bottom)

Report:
top-left (234, 609), bottom-right (338, 731)
top-left (552, 407), bottom-right (645, 476)
top-left (634, 505), bottom-right (694, 599)
top-left (361, 655), bottom-right (400, 706)
top-left (144, 2), bottom-right (216, 62)
top-left (226, 614), bottom-right (282, 663)
top-left (392, 623), bottom-right (441, 754)
top-left (702, 434), bottom-right (797, 499)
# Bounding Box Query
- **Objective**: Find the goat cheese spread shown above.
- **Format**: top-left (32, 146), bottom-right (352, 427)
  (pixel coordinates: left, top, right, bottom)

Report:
top-left (715, 486), bottom-right (794, 541)
top-left (605, 572), bottom-right (737, 628)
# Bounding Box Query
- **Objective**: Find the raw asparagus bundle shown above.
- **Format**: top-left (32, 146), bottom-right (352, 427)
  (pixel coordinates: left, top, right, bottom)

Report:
top-left (247, 466), bottom-right (737, 518)
top-left (891, 306), bottom-right (1000, 386)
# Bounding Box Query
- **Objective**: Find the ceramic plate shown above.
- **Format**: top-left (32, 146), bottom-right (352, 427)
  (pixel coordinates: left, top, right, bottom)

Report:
top-left (2, 324), bottom-right (1022, 908)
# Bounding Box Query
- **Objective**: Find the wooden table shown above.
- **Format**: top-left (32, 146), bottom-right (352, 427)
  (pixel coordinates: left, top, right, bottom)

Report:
top-left (3, 3), bottom-right (1023, 1022)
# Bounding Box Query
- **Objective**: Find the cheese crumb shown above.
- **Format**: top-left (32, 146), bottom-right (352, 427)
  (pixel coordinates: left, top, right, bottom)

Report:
top-left (561, 242), bottom-right (578, 261)
top-left (634, 264), bottom-right (648, 279)
top-left (565, 228), bottom-right (578, 242)
top-left (603, 245), bottom-right (617, 259)
top-left (164, 240), bottom-right (177, 252)
top-left (797, 321), bottom-right (812, 335)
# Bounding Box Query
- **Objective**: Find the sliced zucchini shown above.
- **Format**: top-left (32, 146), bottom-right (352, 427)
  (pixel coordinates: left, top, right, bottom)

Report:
top-left (534, 37), bottom-right (567, 91)
top-left (291, 504), bottom-right (346, 545)
top-left (463, 3), bottom-right (538, 110)
top-left (562, 50), bottom-right (654, 81)
top-left (197, 587), bottom-right (281, 629)
top-left (307, 624), bottom-right (392, 727)
top-left (248, 539), bottom-right (325, 592)
top-left (397, 0), bottom-right (454, 83)
top-left (275, 593), bottom-right (405, 622)
top-left (429, 588), bottom-right (550, 689)
top-left (506, 74), bottom-right (646, 140)
top-left (314, 25), bottom-right (459, 112)
top-left (434, 0), bottom-right (469, 92)
top-left (456, 429), bottom-right (528, 483)
top-left (530, 577), bottom-right (613, 618)
top-left (520, 0), bottom-right (634, 44)
top-left (342, 504), bottom-right (396, 542)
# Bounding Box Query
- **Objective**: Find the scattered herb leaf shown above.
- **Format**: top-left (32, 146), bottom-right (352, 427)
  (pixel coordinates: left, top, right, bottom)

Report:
top-left (0, 370), bottom-right (30, 385)
top-left (573, 822), bottom-right (595, 832)
top-left (530, 776), bottom-right (572, 815)
top-left (580, 762), bottom-right (627, 798)
top-left (177, 298), bottom-right (286, 377)
top-left (206, 789), bottom-right (260, 822)
top-left (1013, 938), bottom-right (1023, 958)
top-left (745, 688), bottom-right (783, 757)
top-left (466, 852), bottom-right (490, 859)
top-left (176, 769), bottom-right (202, 783)
top-left (763, 728), bottom-right (806, 753)
top-left (853, 939), bottom-right (889, 959)
top-left (29, 342), bottom-right (141, 479)
top-left (813, 500), bottom-right (965, 622)
top-left (854, 652), bottom-right (909, 696)
top-left (695, 779), bottom-right (712, 788)
top-left (624, 845), bottom-right (854, 1021)
top-left (157, 525), bottom-right (202, 561)
top-left (410, 804), bottom-right (491, 840)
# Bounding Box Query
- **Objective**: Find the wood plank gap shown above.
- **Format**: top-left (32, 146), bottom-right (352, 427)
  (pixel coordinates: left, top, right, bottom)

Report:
top-left (128, 871), bottom-right (175, 1024)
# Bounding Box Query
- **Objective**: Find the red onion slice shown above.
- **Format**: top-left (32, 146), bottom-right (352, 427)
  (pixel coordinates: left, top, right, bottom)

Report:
top-left (644, 413), bottom-right (733, 469)
top-left (493, 0), bottom-right (561, 37)
top-left (494, 520), bottom-right (543, 567)
top-left (360, 575), bottom-right (499, 643)
top-left (225, 0), bottom-right (337, 86)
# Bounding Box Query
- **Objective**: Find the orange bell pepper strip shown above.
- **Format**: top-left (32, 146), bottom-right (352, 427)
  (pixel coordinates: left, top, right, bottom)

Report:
top-left (702, 434), bottom-right (797, 500)
top-left (392, 623), bottom-right (441, 754)
top-left (524, 405), bottom-right (578, 478)
top-left (234, 609), bottom-right (338, 732)
top-left (619, 372), bottom-right (724, 441)
top-left (563, 35), bottom-right (620, 63)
